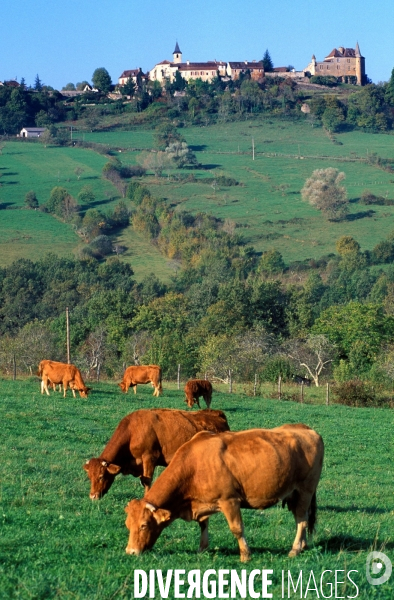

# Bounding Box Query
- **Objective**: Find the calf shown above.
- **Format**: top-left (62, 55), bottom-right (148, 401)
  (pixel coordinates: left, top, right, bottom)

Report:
top-left (125, 424), bottom-right (324, 561)
top-left (184, 379), bottom-right (212, 409)
top-left (83, 408), bottom-right (230, 498)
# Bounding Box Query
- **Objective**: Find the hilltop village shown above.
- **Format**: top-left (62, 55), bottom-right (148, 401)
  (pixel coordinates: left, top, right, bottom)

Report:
top-left (119, 41), bottom-right (366, 88)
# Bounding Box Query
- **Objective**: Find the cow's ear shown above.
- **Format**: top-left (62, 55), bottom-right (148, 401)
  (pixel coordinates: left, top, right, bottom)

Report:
top-left (83, 460), bottom-right (90, 472)
top-left (153, 508), bottom-right (171, 524)
top-left (107, 463), bottom-right (122, 475)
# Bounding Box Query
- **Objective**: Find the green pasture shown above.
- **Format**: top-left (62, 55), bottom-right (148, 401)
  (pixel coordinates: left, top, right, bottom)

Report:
top-left (1, 118), bottom-right (394, 272)
top-left (0, 209), bottom-right (78, 265)
top-left (83, 117), bottom-right (394, 262)
top-left (1, 378), bottom-right (392, 599)
top-left (0, 142), bottom-right (172, 279)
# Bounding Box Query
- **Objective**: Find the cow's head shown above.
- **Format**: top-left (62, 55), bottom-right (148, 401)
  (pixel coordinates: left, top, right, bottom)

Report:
top-left (78, 386), bottom-right (91, 399)
top-left (83, 458), bottom-right (122, 500)
top-left (184, 394), bottom-right (195, 409)
top-left (118, 382), bottom-right (127, 393)
top-left (125, 500), bottom-right (171, 555)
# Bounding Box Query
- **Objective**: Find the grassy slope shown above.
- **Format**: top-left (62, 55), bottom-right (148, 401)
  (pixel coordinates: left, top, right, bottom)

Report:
top-left (0, 141), bottom-right (174, 280)
top-left (82, 117), bottom-right (394, 262)
top-left (1, 379), bottom-right (393, 599)
top-left (1, 119), bottom-right (394, 273)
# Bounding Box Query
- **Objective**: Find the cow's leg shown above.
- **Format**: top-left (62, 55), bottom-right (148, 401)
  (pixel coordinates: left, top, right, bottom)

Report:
top-left (289, 514), bottom-right (308, 557)
top-left (133, 384), bottom-right (137, 394)
top-left (72, 388), bottom-right (76, 398)
top-left (63, 380), bottom-right (68, 398)
top-left (204, 393), bottom-right (212, 409)
top-left (288, 492), bottom-right (313, 557)
top-left (42, 376), bottom-right (50, 396)
top-left (220, 499), bottom-right (251, 562)
top-left (195, 397), bottom-right (201, 409)
top-left (140, 455), bottom-right (156, 492)
top-left (198, 518), bottom-right (209, 552)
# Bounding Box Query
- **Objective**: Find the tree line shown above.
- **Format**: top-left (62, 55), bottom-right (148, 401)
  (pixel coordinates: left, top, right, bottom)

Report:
top-left (2, 67), bottom-right (394, 135)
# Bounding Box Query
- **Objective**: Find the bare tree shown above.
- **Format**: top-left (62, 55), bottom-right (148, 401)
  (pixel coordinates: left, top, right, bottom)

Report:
top-left (137, 151), bottom-right (173, 178)
top-left (285, 334), bottom-right (337, 387)
top-left (232, 326), bottom-right (276, 381)
top-left (301, 168), bottom-right (348, 221)
top-left (122, 331), bottom-right (152, 367)
top-left (74, 167), bottom-right (84, 180)
top-left (79, 327), bottom-right (108, 381)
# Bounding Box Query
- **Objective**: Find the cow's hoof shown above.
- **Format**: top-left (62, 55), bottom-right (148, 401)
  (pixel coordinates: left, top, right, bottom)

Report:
top-left (240, 552), bottom-right (251, 563)
top-left (288, 548), bottom-right (300, 558)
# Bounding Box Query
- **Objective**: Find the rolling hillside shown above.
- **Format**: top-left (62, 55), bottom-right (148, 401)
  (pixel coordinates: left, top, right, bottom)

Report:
top-left (1, 116), bottom-right (394, 276)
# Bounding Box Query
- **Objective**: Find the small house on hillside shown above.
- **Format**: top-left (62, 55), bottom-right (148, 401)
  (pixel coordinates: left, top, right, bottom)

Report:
top-left (19, 127), bottom-right (47, 138)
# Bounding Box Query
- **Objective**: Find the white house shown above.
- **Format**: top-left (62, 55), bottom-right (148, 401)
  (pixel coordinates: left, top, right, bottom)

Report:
top-left (19, 127), bottom-right (47, 138)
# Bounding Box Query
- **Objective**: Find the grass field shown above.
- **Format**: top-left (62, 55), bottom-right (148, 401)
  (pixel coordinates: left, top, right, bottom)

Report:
top-left (75, 118), bottom-right (394, 262)
top-left (1, 117), bottom-right (394, 273)
top-left (1, 378), bottom-right (393, 599)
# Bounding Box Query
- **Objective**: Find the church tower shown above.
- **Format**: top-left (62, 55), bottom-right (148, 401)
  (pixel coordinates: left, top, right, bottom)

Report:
top-left (355, 42), bottom-right (365, 85)
top-left (173, 42), bottom-right (182, 64)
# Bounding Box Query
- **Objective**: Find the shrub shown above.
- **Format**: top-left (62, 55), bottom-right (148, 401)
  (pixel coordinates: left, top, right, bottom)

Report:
top-left (372, 240), bottom-right (394, 264)
top-left (25, 191), bottom-right (38, 209)
top-left (310, 76), bottom-right (338, 87)
top-left (88, 235), bottom-right (113, 258)
top-left (333, 379), bottom-right (386, 407)
top-left (360, 189), bottom-right (394, 206)
top-left (260, 357), bottom-right (293, 383)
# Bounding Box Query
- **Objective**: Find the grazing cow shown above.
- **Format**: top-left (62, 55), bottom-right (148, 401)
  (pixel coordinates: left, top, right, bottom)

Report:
top-left (292, 375), bottom-right (312, 387)
top-left (38, 360), bottom-right (90, 398)
top-left (184, 379), bottom-right (212, 409)
top-left (125, 424), bottom-right (324, 562)
top-left (118, 365), bottom-right (162, 397)
top-left (83, 408), bottom-right (230, 498)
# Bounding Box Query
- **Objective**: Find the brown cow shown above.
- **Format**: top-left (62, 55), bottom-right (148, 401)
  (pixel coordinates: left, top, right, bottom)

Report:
top-left (125, 424), bottom-right (324, 562)
top-left (38, 360), bottom-right (90, 398)
top-left (184, 379), bottom-right (212, 409)
top-left (118, 365), bottom-right (162, 397)
top-left (83, 408), bottom-right (230, 499)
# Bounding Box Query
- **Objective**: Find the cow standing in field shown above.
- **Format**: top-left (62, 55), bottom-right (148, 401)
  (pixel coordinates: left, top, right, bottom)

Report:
top-left (124, 424), bottom-right (324, 562)
top-left (184, 379), bottom-right (212, 409)
top-left (83, 408), bottom-right (230, 498)
top-left (118, 365), bottom-right (162, 397)
top-left (38, 360), bottom-right (90, 398)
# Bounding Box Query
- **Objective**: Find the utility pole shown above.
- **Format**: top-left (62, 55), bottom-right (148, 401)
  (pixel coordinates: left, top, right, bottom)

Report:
top-left (66, 307), bottom-right (70, 364)
top-left (252, 138), bottom-right (255, 161)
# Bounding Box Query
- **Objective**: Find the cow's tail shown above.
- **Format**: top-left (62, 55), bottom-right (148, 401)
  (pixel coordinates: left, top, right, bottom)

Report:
top-left (158, 369), bottom-right (163, 394)
top-left (308, 492), bottom-right (317, 535)
top-left (37, 362), bottom-right (43, 377)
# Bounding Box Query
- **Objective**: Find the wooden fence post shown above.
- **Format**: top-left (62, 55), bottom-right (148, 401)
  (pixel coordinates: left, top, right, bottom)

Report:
top-left (12, 353), bottom-right (16, 381)
top-left (66, 307), bottom-right (70, 364)
top-left (254, 373), bottom-right (257, 397)
top-left (326, 382), bottom-right (330, 406)
top-left (278, 375), bottom-right (282, 400)
top-left (229, 369), bottom-right (232, 394)
top-left (300, 381), bottom-right (304, 404)
top-left (177, 364), bottom-right (181, 390)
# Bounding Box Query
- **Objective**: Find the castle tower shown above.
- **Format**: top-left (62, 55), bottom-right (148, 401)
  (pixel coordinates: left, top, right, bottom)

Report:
top-left (173, 42), bottom-right (182, 64)
top-left (355, 42), bottom-right (365, 85)
top-left (310, 54), bottom-right (317, 76)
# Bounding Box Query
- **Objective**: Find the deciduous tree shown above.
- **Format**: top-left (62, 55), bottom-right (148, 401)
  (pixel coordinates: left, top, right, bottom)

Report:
top-left (301, 167), bottom-right (349, 221)
top-left (92, 68), bottom-right (112, 93)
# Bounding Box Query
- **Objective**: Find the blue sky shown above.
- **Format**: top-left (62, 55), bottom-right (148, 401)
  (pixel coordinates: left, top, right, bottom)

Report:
top-left (2, 0), bottom-right (393, 89)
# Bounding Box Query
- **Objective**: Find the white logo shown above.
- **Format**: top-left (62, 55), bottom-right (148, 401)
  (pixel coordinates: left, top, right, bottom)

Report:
top-left (366, 551), bottom-right (392, 586)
